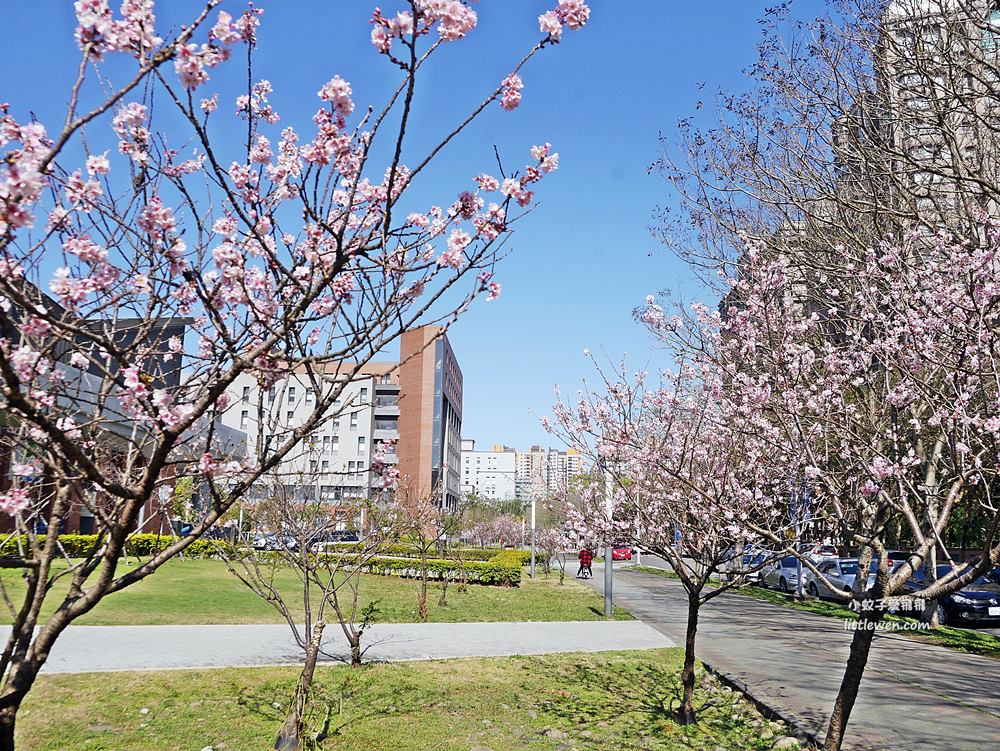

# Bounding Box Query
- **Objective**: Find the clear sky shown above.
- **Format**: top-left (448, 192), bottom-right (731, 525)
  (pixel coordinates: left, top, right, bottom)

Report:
top-left (4, 0), bottom-right (823, 451)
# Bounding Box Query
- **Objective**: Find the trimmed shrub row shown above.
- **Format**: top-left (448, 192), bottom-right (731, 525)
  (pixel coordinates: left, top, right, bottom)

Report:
top-left (0, 533), bottom-right (230, 560)
top-left (331, 542), bottom-right (545, 566)
top-left (358, 549), bottom-right (522, 587)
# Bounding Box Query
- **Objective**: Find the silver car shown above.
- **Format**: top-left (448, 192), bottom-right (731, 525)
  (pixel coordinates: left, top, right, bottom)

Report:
top-left (761, 555), bottom-right (803, 593)
top-left (805, 558), bottom-right (859, 600)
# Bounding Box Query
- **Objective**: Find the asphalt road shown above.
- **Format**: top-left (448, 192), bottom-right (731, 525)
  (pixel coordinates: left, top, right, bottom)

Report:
top-left (584, 564), bottom-right (1000, 751)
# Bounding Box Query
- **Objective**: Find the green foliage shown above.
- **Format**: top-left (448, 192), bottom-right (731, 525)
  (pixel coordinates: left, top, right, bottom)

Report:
top-left (356, 549), bottom-right (522, 587)
top-left (328, 543), bottom-right (545, 567)
top-left (0, 533), bottom-right (230, 560)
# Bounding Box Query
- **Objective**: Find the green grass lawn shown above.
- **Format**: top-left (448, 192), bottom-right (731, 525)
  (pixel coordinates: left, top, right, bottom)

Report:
top-left (18, 649), bottom-right (795, 751)
top-left (0, 559), bottom-right (630, 626)
top-left (630, 566), bottom-right (1000, 661)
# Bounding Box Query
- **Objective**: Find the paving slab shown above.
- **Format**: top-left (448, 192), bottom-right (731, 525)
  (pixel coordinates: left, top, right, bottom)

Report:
top-left (585, 565), bottom-right (1000, 751)
top-left (6, 620), bottom-right (674, 675)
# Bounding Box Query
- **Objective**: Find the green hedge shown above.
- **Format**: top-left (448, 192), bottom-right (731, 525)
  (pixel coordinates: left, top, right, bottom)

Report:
top-left (346, 549), bottom-right (522, 587)
top-left (330, 543), bottom-right (545, 567)
top-left (0, 533), bottom-right (231, 560)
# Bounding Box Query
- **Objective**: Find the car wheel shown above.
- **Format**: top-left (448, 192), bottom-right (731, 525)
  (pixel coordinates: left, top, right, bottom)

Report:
top-left (808, 582), bottom-right (819, 598)
top-left (936, 603), bottom-right (948, 626)
top-left (778, 578), bottom-right (788, 593)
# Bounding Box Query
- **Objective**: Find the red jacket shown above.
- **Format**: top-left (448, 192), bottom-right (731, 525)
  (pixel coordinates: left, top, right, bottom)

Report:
top-left (579, 549), bottom-right (593, 566)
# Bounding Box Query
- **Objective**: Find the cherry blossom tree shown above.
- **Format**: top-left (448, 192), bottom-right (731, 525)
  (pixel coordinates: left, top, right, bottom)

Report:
top-left (0, 1), bottom-right (590, 746)
top-left (548, 358), bottom-right (784, 725)
top-left (643, 227), bottom-right (1000, 750)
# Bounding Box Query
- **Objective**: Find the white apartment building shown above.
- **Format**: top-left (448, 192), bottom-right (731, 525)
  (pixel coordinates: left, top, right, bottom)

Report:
top-left (514, 445), bottom-right (584, 501)
top-left (220, 362), bottom-right (400, 506)
top-left (460, 440), bottom-right (516, 500)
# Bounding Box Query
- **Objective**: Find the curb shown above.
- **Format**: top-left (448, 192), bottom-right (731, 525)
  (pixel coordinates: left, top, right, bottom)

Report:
top-left (700, 659), bottom-right (821, 750)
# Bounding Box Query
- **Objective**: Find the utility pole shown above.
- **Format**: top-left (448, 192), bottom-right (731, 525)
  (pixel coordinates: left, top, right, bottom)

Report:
top-left (530, 494), bottom-right (536, 578)
top-left (602, 464), bottom-right (613, 617)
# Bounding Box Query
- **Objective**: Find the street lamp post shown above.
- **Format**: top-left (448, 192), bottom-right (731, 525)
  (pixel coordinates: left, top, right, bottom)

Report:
top-left (603, 467), bottom-right (613, 617)
top-left (530, 495), bottom-right (536, 578)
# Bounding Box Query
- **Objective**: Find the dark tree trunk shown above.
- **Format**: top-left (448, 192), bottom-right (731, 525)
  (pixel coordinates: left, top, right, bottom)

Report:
top-left (349, 634), bottom-right (362, 667)
top-left (677, 593), bottom-right (700, 725)
top-left (822, 609), bottom-right (882, 751)
top-left (417, 552), bottom-right (429, 621)
top-left (0, 704), bottom-right (16, 751)
top-left (276, 622), bottom-right (326, 750)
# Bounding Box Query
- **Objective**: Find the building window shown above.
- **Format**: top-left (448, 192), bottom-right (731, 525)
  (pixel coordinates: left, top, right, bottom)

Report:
top-left (358, 436), bottom-right (366, 453)
top-left (286, 410), bottom-right (294, 423)
top-left (305, 388), bottom-right (314, 404)
top-left (242, 386), bottom-right (250, 403)
top-left (334, 417), bottom-right (340, 429)
top-left (350, 412), bottom-right (358, 430)
top-left (268, 387), bottom-right (276, 405)
top-left (240, 410), bottom-right (248, 430)
top-left (348, 460), bottom-right (356, 475)
top-left (287, 386), bottom-right (296, 404)
top-left (321, 460), bottom-right (329, 472)
top-left (360, 387), bottom-right (368, 402)
top-left (309, 460), bottom-right (318, 473)
top-left (332, 435), bottom-right (339, 451)
top-left (323, 435), bottom-right (331, 453)
top-left (381, 373), bottom-right (391, 384)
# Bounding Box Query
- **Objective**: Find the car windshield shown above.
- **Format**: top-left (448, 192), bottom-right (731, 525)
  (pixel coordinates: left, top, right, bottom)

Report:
top-left (782, 556), bottom-right (798, 567)
top-left (839, 560), bottom-right (860, 575)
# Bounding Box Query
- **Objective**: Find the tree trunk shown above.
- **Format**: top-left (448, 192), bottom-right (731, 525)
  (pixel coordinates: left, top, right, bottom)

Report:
top-left (677, 593), bottom-right (700, 725)
top-left (349, 633), bottom-right (362, 668)
top-left (822, 609), bottom-right (882, 751)
top-left (418, 554), bottom-right (429, 621)
top-left (0, 704), bottom-right (17, 751)
top-left (276, 621), bottom-right (325, 750)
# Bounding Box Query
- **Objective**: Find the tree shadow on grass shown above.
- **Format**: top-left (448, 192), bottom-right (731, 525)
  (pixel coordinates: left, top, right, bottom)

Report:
top-left (233, 668), bottom-right (440, 744)
top-left (531, 656), bottom-right (762, 750)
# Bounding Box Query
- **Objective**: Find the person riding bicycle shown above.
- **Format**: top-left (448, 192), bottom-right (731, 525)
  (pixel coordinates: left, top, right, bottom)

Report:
top-left (577, 547), bottom-right (594, 578)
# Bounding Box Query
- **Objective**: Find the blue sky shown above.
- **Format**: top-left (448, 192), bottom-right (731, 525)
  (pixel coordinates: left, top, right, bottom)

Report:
top-left (4, 0), bottom-right (822, 450)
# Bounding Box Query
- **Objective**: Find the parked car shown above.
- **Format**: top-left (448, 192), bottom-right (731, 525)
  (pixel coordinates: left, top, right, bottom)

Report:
top-left (611, 545), bottom-right (633, 561)
top-left (761, 555), bottom-right (803, 593)
top-left (251, 533), bottom-right (298, 551)
top-left (799, 542), bottom-right (839, 562)
top-left (804, 558), bottom-right (860, 599)
top-left (723, 549), bottom-right (774, 582)
top-left (900, 565), bottom-right (1000, 626)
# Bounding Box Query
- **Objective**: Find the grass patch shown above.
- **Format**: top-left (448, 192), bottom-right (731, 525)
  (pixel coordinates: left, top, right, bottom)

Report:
top-left (0, 559), bottom-right (630, 626)
top-left (18, 649), bottom-right (791, 751)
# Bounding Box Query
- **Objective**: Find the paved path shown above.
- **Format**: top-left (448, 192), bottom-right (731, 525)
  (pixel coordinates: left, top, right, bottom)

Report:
top-left (585, 566), bottom-right (1000, 751)
top-left (14, 620), bottom-right (673, 675)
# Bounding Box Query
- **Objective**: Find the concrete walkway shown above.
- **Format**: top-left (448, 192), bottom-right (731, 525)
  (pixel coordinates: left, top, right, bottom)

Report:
top-left (17, 620), bottom-right (673, 675)
top-left (585, 566), bottom-right (1000, 751)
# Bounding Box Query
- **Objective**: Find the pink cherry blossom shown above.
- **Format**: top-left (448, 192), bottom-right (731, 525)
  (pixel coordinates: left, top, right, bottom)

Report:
top-left (0, 488), bottom-right (30, 516)
top-left (539, 11), bottom-right (563, 41)
top-left (499, 74), bottom-right (523, 111)
top-left (317, 76), bottom-right (354, 118)
top-left (556, 0), bottom-right (590, 30)
top-left (85, 153), bottom-right (110, 176)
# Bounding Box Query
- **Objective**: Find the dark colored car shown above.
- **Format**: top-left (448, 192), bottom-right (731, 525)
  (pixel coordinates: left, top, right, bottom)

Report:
top-left (902, 565), bottom-right (1000, 626)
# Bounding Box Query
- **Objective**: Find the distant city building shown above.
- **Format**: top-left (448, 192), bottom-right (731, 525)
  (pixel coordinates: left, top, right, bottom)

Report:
top-left (514, 445), bottom-right (584, 500)
top-left (460, 440), bottom-right (516, 500)
top-left (221, 325), bottom-right (463, 516)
